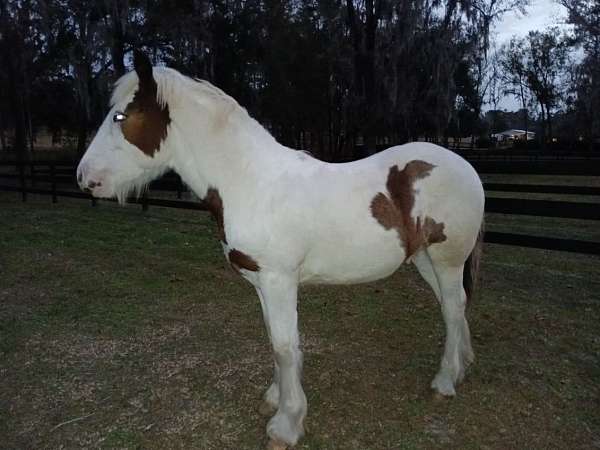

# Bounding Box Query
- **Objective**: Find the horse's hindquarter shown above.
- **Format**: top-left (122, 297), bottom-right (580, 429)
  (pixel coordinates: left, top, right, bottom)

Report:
top-left (297, 163), bottom-right (404, 284)
top-left (298, 143), bottom-right (484, 284)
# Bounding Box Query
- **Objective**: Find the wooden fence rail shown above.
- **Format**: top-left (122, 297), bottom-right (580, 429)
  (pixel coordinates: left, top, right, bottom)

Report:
top-left (485, 198), bottom-right (600, 220)
top-left (1, 161), bottom-right (599, 255)
top-left (484, 183), bottom-right (600, 196)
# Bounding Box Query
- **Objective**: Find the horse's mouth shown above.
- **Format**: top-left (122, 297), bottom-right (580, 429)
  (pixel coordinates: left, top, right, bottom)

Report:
top-left (82, 184), bottom-right (110, 199)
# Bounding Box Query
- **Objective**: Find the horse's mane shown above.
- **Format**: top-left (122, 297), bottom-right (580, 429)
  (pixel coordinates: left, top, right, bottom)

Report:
top-left (110, 66), bottom-right (310, 159)
top-left (110, 67), bottom-right (240, 121)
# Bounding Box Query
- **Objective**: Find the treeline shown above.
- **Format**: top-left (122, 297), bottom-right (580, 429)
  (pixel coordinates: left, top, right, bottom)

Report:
top-left (493, 1), bottom-right (600, 152)
top-left (0, 0), bottom-right (598, 162)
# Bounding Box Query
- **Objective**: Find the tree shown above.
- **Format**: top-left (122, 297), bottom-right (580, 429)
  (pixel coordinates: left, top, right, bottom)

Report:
top-left (0, 1), bottom-right (28, 157)
top-left (560, 0), bottom-right (600, 148)
top-left (344, 0), bottom-right (385, 154)
top-left (499, 38), bottom-right (532, 144)
top-left (468, 0), bottom-right (529, 145)
top-left (487, 52), bottom-right (503, 112)
top-left (0, 0), bottom-right (532, 160)
top-left (500, 30), bottom-right (569, 148)
top-left (525, 29), bottom-right (569, 146)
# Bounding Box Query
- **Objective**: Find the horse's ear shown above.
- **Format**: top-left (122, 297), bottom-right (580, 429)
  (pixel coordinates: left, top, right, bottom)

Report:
top-left (133, 49), bottom-right (154, 87)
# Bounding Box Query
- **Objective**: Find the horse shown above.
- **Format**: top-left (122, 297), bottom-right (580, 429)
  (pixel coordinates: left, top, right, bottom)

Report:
top-left (77, 50), bottom-right (484, 450)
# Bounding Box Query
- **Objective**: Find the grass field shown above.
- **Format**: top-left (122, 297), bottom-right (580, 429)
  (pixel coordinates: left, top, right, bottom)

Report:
top-left (1, 192), bottom-right (599, 449)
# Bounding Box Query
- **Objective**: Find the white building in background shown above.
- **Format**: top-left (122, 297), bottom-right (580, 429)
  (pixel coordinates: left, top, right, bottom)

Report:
top-left (492, 129), bottom-right (536, 142)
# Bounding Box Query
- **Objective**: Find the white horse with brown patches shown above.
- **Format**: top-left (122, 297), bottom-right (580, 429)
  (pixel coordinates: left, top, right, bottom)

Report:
top-left (77, 50), bottom-right (484, 449)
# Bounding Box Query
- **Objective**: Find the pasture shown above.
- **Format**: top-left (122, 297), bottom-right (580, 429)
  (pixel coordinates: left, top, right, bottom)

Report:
top-left (1, 192), bottom-right (599, 449)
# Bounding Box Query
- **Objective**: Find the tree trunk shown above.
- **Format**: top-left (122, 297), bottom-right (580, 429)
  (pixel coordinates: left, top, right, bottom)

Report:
top-left (523, 108), bottom-right (529, 150)
top-left (1, 21), bottom-right (28, 160)
top-left (0, 106), bottom-right (6, 151)
top-left (539, 103), bottom-right (547, 151)
top-left (547, 110), bottom-right (553, 146)
top-left (346, 0), bottom-right (381, 158)
top-left (107, 0), bottom-right (127, 77)
top-left (24, 70), bottom-right (34, 153)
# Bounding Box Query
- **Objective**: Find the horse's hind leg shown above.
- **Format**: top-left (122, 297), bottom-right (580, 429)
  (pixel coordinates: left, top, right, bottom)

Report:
top-left (426, 258), bottom-right (474, 396)
top-left (413, 250), bottom-right (441, 303)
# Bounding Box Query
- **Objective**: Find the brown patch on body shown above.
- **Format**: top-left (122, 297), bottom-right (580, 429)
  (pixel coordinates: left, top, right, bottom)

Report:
top-left (121, 51), bottom-right (171, 156)
top-left (202, 188), bottom-right (227, 243)
top-left (228, 249), bottom-right (260, 273)
top-left (200, 187), bottom-right (259, 274)
top-left (370, 160), bottom-right (447, 260)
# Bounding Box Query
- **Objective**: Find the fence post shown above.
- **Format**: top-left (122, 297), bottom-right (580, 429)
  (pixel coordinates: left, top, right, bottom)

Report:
top-left (19, 161), bottom-right (27, 202)
top-left (142, 190), bottom-right (149, 211)
top-left (30, 162), bottom-right (35, 187)
top-left (177, 176), bottom-right (182, 199)
top-left (50, 163), bottom-right (57, 203)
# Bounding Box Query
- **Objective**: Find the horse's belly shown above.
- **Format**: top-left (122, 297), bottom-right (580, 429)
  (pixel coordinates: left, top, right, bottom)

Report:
top-left (299, 233), bottom-right (404, 285)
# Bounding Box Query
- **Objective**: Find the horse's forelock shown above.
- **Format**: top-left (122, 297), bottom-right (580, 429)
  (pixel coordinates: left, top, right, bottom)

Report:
top-left (110, 71), bottom-right (139, 107)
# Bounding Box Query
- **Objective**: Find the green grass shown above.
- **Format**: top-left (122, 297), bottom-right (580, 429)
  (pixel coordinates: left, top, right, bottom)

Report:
top-left (485, 213), bottom-right (600, 241)
top-left (1, 192), bottom-right (599, 449)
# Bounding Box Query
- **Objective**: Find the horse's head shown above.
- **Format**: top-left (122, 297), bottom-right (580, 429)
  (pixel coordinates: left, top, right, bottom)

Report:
top-left (77, 50), bottom-right (172, 202)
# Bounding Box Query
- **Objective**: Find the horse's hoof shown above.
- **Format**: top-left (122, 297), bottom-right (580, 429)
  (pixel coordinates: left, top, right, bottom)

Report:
top-left (431, 374), bottom-right (456, 397)
top-left (266, 438), bottom-right (288, 450)
top-left (433, 391), bottom-right (452, 402)
top-left (258, 400), bottom-right (277, 417)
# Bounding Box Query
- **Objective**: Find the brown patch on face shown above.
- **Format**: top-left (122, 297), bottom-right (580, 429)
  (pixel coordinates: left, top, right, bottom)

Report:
top-left (370, 160), bottom-right (447, 260)
top-left (202, 188), bottom-right (226, 244)
top-left (228, 249), bottom-right (260, 273)
top-left (121, 83), bottom-right (171, 156)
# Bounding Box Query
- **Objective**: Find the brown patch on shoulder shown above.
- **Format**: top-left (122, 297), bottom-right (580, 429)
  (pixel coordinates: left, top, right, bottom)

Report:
top-left (228, 249), bottom-right (260, 273)
top-left (370, 160), bottom-right (447, 260)
top-left (202, 188), bottom-right (226, 244)
top-left (121, 75), bottom-right (171, 156)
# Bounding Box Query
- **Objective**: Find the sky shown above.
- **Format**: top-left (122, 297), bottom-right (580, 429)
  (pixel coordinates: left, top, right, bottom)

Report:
top-left (494, 0), bottom-right (569, 45)
top-left (491, 0), bottom-right (570, 111)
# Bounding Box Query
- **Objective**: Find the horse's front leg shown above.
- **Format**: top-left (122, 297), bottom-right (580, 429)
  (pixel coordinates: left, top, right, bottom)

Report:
top-left (256, 272), bottom-right (306, 449)
top-left (256, 288), bottom-right (280, 416)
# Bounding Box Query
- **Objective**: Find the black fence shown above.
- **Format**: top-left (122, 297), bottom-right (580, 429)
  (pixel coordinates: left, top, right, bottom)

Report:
top-left (452, 148), bottom-right (600, 162)
top-left (353, 143), bottom-right (600, 163)
top-left (1, 160), bottom-right (599, 255)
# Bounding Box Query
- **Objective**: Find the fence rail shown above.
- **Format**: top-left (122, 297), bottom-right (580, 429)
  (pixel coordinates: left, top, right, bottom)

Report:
top-left (1, 160), bottom-right (598, 255)
top-left (483, 183), bottom-right (600, 196)
top-left (485, 198), bottom-right (600, 220)
top-left (485, 231), bottom-right (600, 254)
top-left (470, 160), bottom-right (600, 175)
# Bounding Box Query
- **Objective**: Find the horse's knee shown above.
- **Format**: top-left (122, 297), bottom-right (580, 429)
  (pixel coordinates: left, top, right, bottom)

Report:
top-left (272, 344), bottom-right (302, 371)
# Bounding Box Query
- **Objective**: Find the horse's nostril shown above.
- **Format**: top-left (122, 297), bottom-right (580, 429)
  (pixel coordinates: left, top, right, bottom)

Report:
top-left (88, 181), bottom-right (98, 188)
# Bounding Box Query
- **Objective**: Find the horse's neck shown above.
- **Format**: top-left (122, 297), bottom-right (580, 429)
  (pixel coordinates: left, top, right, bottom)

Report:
top-left (170, 116), bottom-right (298, 201)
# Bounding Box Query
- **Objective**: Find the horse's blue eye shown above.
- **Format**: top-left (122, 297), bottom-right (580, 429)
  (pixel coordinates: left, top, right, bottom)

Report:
top-left (113, 112), bottom-right (127, 122)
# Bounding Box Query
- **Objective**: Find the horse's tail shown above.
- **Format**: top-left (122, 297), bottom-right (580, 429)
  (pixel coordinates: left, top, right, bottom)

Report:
top-left (463, 219), bottom-right (484, 304)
